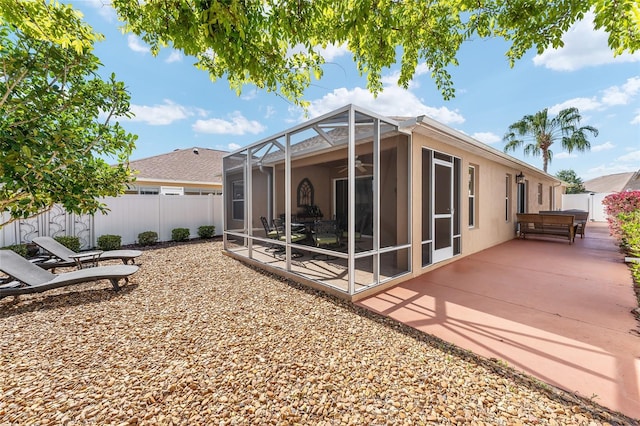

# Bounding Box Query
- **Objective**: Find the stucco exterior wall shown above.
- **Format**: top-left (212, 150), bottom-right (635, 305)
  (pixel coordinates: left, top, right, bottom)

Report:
top-left (409, 130), bottom-right (562, 276)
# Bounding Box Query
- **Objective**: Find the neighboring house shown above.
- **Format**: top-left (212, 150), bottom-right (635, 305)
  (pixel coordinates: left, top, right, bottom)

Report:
top-left (584, 170), bottom-right (640, 193)
top-left (222, 104), bottom-right (564, 301)
top-left (127, 147), bottom-right (227, 195)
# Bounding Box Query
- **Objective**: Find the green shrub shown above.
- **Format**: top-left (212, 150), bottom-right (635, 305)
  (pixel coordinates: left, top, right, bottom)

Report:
top-left (6, 244), bottom-right (28, 258)
top-left (138, 231), bottom-right (158, 246)
top-left (54, 236), bottom-right (80, 252)
top-left (619, 211), bottom-right (640, 257)
top-left (197, 225), bottom-right (216, 239)
top-left (172, 228), bottom-right (190, 242)
top-left (97, 234), bottom-right (122, 251)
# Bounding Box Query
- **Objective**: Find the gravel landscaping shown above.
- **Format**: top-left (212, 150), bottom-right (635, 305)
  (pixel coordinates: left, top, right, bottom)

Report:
top-left (0, 240), bottom-right (636, 425)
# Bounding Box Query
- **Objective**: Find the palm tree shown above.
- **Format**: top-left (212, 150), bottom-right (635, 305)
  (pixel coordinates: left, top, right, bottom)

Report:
top-left (503, 107), bottom-right (598, 173)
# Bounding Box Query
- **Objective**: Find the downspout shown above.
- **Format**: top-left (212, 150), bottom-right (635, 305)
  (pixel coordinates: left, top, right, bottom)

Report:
top-left (552, 182), bottom-right (563, 210)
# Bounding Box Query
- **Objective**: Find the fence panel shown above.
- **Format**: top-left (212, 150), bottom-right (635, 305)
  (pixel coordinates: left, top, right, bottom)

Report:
top-left (562, 192), bottom-right (613, 222)
top-left (1, 194), bottom-right (224, 248)
top-left (94, 195), bottom-right (161, 246)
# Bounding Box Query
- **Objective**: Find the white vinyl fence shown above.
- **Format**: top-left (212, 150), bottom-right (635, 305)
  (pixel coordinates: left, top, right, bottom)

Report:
top-left (562, 192), bottom-right (613, 222)
top-left (1, 194), bottom-right (223, 249)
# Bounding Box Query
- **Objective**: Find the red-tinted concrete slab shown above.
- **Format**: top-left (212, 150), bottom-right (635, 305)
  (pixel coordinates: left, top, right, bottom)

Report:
top-left (358, 223), bottom-right (640, 419)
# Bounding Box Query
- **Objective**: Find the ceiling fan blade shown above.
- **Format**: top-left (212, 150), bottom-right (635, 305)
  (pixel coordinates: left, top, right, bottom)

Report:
top-left (357, 164), bottom-right (367, 172)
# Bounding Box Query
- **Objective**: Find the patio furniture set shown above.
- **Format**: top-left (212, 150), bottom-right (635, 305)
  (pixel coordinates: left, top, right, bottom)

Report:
top-left (516, 209), bottom-right (589, 244)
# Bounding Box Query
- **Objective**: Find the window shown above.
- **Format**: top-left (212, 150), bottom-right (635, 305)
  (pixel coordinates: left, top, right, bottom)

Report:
top-left (232, 181), bottom-right (244, 220)
top-left (468, 165), bottom-right (476, 228)
top-left (537, 183), bottom-right (543, 205)
top-left (505, 174), bottom-right (511, 222)
top-left (160, 186), bottom-right (184, 196)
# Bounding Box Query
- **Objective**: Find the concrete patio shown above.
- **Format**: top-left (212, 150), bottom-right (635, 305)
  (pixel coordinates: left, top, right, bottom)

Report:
top-left (357, 222), bottom-right (640, 419)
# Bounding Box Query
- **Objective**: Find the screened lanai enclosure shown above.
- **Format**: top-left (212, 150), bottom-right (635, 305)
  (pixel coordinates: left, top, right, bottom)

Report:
top-left (223, 105), bottom-right (412, 297)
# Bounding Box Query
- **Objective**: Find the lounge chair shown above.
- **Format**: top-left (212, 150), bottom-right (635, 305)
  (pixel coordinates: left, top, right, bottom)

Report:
top-left (0, 250), bottom-right (139, 299)
top-left (32, 236), bottom-right (142, 270)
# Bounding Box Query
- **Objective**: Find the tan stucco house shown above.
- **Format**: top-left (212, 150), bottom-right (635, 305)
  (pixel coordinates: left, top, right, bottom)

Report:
top-left (127, 147), bottom-right (226, 195)
top-left (222, 104), bottom-right (564, 301)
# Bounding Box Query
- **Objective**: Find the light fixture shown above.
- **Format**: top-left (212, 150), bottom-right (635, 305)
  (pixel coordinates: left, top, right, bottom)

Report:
top-left (516, 172), bottom-right (525, 184)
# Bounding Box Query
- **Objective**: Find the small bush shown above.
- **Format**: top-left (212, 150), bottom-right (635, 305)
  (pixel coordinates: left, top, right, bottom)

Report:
top-left (6, 244), bottom-right (28, 258)
top-left (97, 234), bottom-right (122, 251)
top-left (54, 236), bottom-right (80, 252)
top-left (603, 190), bottom-right (640, 240)
top-left (197, 225), bottom-right (216, 239)
top-left (619, 211), bottom-right (640, 257)
top-left (172, 228), bottom-right (190, 242)
top-left (138, 231), bottom-right (158, 246)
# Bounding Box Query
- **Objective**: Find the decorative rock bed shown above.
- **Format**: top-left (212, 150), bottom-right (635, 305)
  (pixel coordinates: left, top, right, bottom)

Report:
top-left (0, 240), bottom-right (633, 425)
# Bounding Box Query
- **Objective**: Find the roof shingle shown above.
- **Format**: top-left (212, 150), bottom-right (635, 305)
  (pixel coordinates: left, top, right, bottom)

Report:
top-left (128, 147), bottom-right (227, 184)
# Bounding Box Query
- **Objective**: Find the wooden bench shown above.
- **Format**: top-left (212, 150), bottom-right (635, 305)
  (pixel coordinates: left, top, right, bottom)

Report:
top-left (539, 210), bottom-right (589, 239)
top-left (516, 213), bottom-right (575, 244)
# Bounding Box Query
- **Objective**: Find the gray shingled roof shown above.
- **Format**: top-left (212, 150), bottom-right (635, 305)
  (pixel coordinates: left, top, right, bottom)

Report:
top-left (128, 147), bottom-right (227, 184)
top-left (584, 171), bottom-right (639, 193)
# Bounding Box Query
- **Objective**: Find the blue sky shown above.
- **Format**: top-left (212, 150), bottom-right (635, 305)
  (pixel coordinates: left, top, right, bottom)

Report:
top-left (71, 1), bottom-right (639, 180)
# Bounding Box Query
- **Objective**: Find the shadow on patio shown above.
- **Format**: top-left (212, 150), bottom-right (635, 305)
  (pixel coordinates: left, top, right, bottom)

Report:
top-left (357, 222), bottom-right (640, 419)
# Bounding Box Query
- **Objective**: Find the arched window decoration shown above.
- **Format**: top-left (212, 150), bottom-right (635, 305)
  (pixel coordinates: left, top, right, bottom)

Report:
top-left (297, 178), bottom-right (314, 206)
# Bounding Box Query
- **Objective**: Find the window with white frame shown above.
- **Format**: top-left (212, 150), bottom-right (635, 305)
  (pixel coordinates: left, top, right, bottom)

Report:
top-left (468, 165), bottom-right (476, 228)
top-left (232, 181), bottom-right (244, 220)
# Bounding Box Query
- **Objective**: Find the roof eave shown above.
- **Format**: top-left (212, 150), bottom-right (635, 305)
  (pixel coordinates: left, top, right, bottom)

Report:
top-left (408, 115), bottom-right (561, 183)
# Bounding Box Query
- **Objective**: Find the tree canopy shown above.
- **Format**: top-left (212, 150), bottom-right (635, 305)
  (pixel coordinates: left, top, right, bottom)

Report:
top-left (0, 0), bottom-right (137, 227)
top-left (556, 169), bottom-right (586, 194)
top-left (112, 0), bottom-right (640, 106)
top-left (503, 107), bottom-right (598, 173)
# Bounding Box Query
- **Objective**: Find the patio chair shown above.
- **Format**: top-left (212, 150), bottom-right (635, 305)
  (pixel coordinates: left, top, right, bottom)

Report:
top-left (270, 219), bottom-right (305, 244)
top-left (0, 250), bottom-right (139, 299)
top-left (312, 220), bottom-right (340, 260)
top-left (340, 210), bottom-right (370, 247)
top-left (260, 216), bottom-right (279, 239)
top-left (32, 236), bottom-right (142, 270)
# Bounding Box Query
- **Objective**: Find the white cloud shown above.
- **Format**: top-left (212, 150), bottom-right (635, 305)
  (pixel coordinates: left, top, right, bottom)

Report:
top-left (241, 91), bottom-right (258, 101)
top-left (127, 35), bottom-right (149, 53)
top-left (553, 152), bottom-right (577, 159)
top-left (601, 76), bottom-right (640, 106)
top-left (548, 97), bottom-right (601, 114)
top-left (305, 64), bottom-right (464, 126)
top-left (193, 111), bottom-right (266, 135)
top-left (381, 62), bottom-right (431, 88)
top-left (264, 106), bottom-right (276, 119)
top-left (287, 43), bottom-right (350, 62)
top-left (585, 163), bottom-right (638, 179)
top-left (533, 13), bottom-right (640, 71)
top-left (472, 132), bottom-right (501, 145)
top-left (591, 141), bottom-right (615, 152)
top-left (586, 150), bottom-right (640, 179)
top-left (631, 111), bottom-right (640, 125)
top-left (165, 51), bottom-right (183, 63)
top-left (316, 43), bottom-right (350, 62)
top-left (617, 150), bottom-right (640, 163)
top-left (129, 100), bottom-right (194, 125)
top-left (85, 0), bottom-right (117, 21)
top-left (228, 143), bottom-right (241, 151)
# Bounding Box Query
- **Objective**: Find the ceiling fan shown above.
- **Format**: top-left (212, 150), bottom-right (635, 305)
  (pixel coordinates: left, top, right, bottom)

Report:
top-left (337, 156), bottom-right (373, 173)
